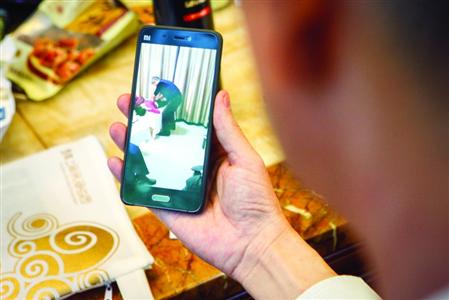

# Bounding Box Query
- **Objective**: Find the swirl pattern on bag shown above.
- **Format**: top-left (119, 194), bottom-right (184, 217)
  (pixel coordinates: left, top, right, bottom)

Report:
top-left (1, 213), bottom-right (119, 299)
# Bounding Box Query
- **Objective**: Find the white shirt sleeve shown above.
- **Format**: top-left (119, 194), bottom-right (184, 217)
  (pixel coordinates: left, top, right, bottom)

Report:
top-left (297, 275), bottom-right (381, 299)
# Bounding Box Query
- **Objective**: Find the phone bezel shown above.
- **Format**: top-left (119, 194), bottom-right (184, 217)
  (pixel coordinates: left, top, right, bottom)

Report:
top-left (120, 25), bottom-right (222, 213)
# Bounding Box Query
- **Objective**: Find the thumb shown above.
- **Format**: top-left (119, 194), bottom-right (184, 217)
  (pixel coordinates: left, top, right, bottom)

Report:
top-left (213, 90), bottom-right (258, 165)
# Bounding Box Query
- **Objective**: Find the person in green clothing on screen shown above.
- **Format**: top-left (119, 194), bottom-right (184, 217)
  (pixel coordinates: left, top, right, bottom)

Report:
top-left (123, 143), bottom-right (156, 199)
top-left (183, 165), bottom-right (203, 193)
top-left (151, 76), bottom-right (183, 136)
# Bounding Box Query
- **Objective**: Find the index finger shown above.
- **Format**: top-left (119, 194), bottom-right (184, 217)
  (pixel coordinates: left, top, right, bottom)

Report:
top-left (117, 94), bottom-right (131, 117)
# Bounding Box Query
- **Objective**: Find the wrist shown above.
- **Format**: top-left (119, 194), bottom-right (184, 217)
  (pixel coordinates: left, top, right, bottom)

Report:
top-left (235, 221), bottom-right (336, 299)
top-left (231, 214), bottom-right (288, 281)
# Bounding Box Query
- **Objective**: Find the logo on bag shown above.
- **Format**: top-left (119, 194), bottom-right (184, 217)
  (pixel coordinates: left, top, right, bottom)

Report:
top-left (0, 213), bottom-right (119, 300)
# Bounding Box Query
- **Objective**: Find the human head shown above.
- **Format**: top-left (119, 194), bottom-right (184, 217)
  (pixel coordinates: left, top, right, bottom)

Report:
top-left (242, 1), bottom-right (447, 298)
top-left (151, 76), bottom-right (160, 85)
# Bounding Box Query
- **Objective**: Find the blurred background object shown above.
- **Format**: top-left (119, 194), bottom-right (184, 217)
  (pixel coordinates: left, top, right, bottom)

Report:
top-left (0, 0), bottom-right (40, 36)
top-left (0, 36), bottom-right (16, 141)
top-left (5, 0), bottom-right (139, 101)
top-left (153, 0), bottom-right (215, 29)
top-left (121, 0), bottom-right (155, 24)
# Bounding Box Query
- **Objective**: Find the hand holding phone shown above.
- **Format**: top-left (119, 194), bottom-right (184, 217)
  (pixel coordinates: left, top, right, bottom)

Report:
top-left (108, 25), bottom-right (330, 296)
top-left (109, 91), bottom-right (289, 281)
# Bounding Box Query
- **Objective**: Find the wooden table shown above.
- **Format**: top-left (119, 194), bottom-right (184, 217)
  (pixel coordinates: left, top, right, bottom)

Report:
top-left (1, 4), bottom-right (358, 299)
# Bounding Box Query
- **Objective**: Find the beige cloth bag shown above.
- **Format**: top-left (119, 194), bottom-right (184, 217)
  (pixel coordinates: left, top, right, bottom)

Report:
top-left (0, 136), bottom-right (154, 299)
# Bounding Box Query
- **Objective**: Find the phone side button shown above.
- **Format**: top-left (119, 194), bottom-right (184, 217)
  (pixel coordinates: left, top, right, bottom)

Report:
top-left (151, 194), bottom-right (171, 202)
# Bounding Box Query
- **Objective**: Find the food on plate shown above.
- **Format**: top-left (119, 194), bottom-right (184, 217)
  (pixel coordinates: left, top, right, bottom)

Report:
top-left (28, 36), bottom-right (94, 83)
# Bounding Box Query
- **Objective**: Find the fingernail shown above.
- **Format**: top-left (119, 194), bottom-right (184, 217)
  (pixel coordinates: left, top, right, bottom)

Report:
top-left (223, 92), bottom-right (230, 109)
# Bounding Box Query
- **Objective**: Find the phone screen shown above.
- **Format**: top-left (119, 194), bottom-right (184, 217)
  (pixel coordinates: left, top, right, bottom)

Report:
top-left (122, 28), bottom-right (220, 212)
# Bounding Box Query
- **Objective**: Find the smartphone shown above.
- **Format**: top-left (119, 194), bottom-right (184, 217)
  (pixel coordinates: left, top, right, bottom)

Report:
top-left (120, 26), bottom-right (222, 213)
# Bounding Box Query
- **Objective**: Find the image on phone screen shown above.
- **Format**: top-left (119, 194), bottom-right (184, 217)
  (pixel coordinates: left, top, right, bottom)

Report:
top-left (123, 40), bottom-right (217, 204)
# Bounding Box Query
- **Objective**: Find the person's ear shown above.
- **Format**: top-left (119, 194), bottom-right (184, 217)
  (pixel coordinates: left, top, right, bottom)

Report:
top-left (289, 0), bottom-right (340, 87)
top-left (245, 0), bottom-right (341, 90)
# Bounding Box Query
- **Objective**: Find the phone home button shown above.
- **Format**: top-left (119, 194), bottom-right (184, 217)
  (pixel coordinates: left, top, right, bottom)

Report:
top-left (152, 194), bottom-right (171, 202)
